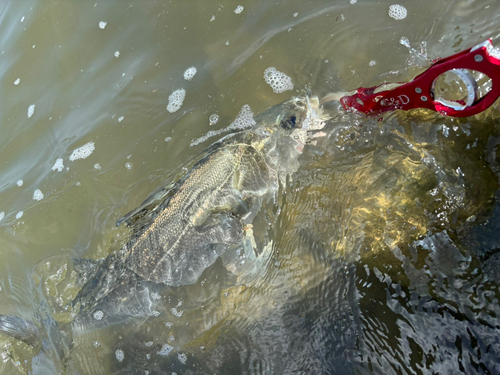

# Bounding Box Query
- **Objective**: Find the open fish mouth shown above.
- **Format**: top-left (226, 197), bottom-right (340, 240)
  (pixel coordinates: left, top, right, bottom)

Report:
top-left (290, 95), bottom-right (328, 152)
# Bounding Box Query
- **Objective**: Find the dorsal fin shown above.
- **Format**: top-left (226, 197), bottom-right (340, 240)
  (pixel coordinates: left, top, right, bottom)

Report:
top-left (116, 180), bottom-right (178, 229)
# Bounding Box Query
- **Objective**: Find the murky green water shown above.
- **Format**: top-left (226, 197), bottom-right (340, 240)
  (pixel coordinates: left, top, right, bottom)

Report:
top-left (1, 0), bottom-right (500, 374)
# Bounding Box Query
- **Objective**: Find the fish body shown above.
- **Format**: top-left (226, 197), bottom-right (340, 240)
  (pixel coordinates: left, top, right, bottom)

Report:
top-left (0, 96), bottom-right (328, 357)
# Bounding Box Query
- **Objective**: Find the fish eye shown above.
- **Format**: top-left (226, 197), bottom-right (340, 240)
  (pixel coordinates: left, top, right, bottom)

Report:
top-left (280, 115), bottom-right (297, 130)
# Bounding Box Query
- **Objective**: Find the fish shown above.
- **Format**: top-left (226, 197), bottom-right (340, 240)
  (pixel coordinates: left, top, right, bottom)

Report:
top-left (0, 95), bottom-right (329, 369)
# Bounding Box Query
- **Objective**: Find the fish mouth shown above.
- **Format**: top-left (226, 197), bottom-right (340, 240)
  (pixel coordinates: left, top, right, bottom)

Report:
top-left (290, 95), bottom-right (329, 152)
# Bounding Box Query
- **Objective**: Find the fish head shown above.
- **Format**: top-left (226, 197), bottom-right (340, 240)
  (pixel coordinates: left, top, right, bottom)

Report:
top-left (258, 95), bottom-right (328, 153)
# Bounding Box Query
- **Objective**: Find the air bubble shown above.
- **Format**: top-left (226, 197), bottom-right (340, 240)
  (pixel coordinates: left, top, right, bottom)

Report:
top-left (263, 67), bottom-right (294, 93)
top-left (183, 67), bottom-right (197, 81)
top-left (209, 114), bottom-right (219, 125)
top-left (178, 353), bottom-right (187, 364)
top-left (158, 344), bottom-right (173, 356)
top-left (27, 104), bottom-right (35, 118)
top-left (93, 311), bottom-right (104, 320)
top-left (125, 163), bottom-right (132, 170)
top-left (167, 89), bottom-right (186, 113)
top-left (114, 51), bottom-right (120, 58)
top-left (115, 349), bottom-right (124, 362)
top-left (33, 189), bottom-right (44, 201)
top-left (69, 142), bottom-right (95, 161)
top-left (52, 158), bottom-right (64, 172)
top-left (388, 4), bottom-right (407, 20)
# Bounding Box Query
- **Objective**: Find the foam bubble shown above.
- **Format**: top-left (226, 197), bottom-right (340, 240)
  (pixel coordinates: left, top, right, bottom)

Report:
top-left (158, 344), bottom-right (173, 356)
top-left (16, 180), bottom-right (23, 187)
top-left (20, 16), bottom-right (25, 23)
top-left (125, 162), bottom-right (132, 170)
top-left (165, 137), bottom-right (172, 142)
top-left (69, 142), bottom-right (95, 161)
top-left (93, 310), bottom-right (104, 320)
top-left (369, 60), bottom-right (376, 67)
top-left (115, 349), bottom-right (124, 362)
top-left (209, 114), bottom-right (219, 125)
top-left (14, 78), bottom-right (20, 85)
top-left (94, 163), bottom-right (101, 170)
top-left (171, 306), bottom-right (183, 317)
top-left (0, 212), bottom-right (4, 222)
top-left (293, 12), bottom-right (298, 17)
top-left (167, 89), bottom-right (186, 113)
top-left (52, 158), bottom-right (64, 172)
top-left (16, 211), bottom-right (23, 220)
top-left (93, 341), bottom-right (100, 348)
top-left (114, 51), bottom-right (120, 58)
top-left (178, 353), bottom-right (187, 364)
top-left (99, 21), bottom-right (107, 29)
top-left (234, 5), bottom-right (244, 14)
top-left (118, 116), bottom-right (124, 122)
top-left (263, 67), bottom-right (294, 93)
top-left (144, 341), bottom-right (153, 347)
top-left (190, 105), bottom-right (255, 147)
top-left (33, 189), bottom-right (44, 201)
top-left (183, 67), bottom-right (197, 81)
top-left (27, 104), bottom-right (35, 118)
top-left (388, 4), bottom-right (407, 20)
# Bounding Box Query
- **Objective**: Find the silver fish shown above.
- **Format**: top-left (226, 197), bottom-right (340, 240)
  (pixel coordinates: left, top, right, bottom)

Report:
top-left (0, 96), bottom-right (328, 364)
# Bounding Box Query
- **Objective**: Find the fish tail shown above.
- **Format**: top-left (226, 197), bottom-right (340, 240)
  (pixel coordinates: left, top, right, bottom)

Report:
top-left (0, 314), bottom-right (41, 349)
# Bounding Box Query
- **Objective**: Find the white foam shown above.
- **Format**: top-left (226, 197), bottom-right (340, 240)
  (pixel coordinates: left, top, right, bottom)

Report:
top-left (94, 163), bottom-right (101, 170)
top-left (52, 158), bottom-right (64, 172)
top-left (167, 89), bottom-right (186, 113)
top-left (165, 137), bottom-right (172, 142)
top-left (388, 4), bottom-right (407, 20)
top-left (144, 341), bottom-right (153, 347)
top-left (114, 51), bottom-right (120, 58)
top-left (190, 105), bottom-right (255, 147)
top-left (99, 21), bottom-right (107, 29)
top-left (178, 353), bottom-right (187, 364)
top-left (27, 104), bottom-right (35, 118)
top-left (33, 189), bottom-right (44, 201)
top-left (263, 67), bottom-right (294, 93)
top-left (16, 211), bottom-right (23, 220)
top-left (93, 341), bottom-right (100, 348)
top-left (293, 12), bottom-right (298, 17)
top-left (350, 0), bottom-right (357, 4)
top-left (14, 78), bottom-right (20, 85)
top-left (69, 142), bottom-right (95, 161)
top-left (115, 349), bottom-right (124, 362)
top-left (93, 310), bottom-right (104, 320)
top-left (16, 180), bottom-right (23, 187)
top-left (0, 212), bottom-right (4, 222)
top-left (234, 5), bottom-right (244, 14)
top-left (369, 60), bottom-right (376, 67)
top-left (209, 114), bottom-right (219, 125)
top-left (158, 344), bottom-right (173, 356)
top-left (183, 67), bottom-right (197, 81)
top-left (118, 116), bottom-right (124, 122)
top-left (125, 163), bottom-right (132, 170)
top-left (20, 16), bottom-right (25, 23)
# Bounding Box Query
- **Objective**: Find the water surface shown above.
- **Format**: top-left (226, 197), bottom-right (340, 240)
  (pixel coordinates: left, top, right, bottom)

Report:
top-left (1, 0), bottom-right (500, 374)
